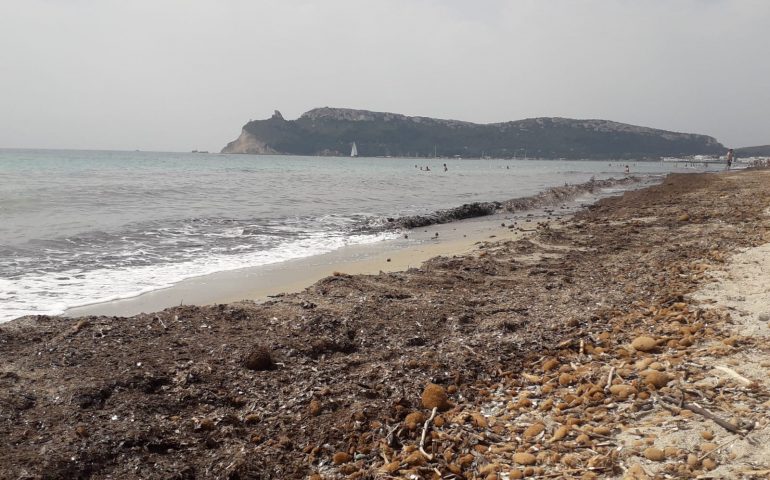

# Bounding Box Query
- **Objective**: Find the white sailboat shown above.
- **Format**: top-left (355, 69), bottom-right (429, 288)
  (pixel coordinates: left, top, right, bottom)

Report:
top-left (350, 142), bottom-right (359, 157)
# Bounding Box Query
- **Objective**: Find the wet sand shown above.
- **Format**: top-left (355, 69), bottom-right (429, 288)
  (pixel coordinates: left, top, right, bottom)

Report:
top-left (63, 213), bottom-right (540, 318)
top-left (63, 177), bottom-right (641, 319)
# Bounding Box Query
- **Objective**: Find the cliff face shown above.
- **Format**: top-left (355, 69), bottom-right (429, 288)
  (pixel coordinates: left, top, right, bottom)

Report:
top-left (220, 129), bottom-right (278, 155)
top-left (221, 107), bottom-right (724, 159)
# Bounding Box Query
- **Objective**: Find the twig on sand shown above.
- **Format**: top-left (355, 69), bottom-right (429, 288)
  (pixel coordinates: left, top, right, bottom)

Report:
top-left (385, 424), bottom-right (399, 448)
top-left (714, 365), bottom-right (754, 387)
top-left (419, 407), bottom-right (438, 460)
top-left (698, 436), bottom-right (736, 461)
top-left (741, 469), bottom-right (770, 476)
top-left (659, 395), bottom-right (743, 434)
top-left (604, 366), bottom-right (615, 393)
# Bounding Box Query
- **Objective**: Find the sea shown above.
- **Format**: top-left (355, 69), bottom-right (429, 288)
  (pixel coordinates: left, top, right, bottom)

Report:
top-left (0, 149), bottom-right (723, 322)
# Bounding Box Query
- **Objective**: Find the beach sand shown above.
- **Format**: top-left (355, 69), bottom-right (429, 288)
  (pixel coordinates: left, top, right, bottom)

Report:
top-left (63, 176), bottom-right (635, 319)
top-left (65, 215), bottom-right (528, 317)
top-left (63, 212), bottom-right (534, 318)
top-left (2, 169), bottom-right (770, 479)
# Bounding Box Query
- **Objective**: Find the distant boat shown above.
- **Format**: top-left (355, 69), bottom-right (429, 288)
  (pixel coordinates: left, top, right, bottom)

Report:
top-left (350, 142), bottom-right (358, 157)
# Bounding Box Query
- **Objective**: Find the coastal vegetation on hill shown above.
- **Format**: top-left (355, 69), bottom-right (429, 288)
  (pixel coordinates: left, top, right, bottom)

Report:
top-left (221, 108), bottom-right (725, 159)
top-left (736, 144), bottom-right (770, 157)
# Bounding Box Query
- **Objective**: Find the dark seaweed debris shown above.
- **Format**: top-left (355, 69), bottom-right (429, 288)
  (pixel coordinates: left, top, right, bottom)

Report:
top-left (391, 176), bottom-right (642, 229)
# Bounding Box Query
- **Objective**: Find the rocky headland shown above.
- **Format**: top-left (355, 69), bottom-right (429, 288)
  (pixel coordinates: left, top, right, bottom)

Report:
top-left (221, 108), bottom-right (724, 159)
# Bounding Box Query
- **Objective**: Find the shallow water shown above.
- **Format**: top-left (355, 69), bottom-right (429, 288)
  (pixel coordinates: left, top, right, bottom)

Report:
top-left (0, 149), bottom-right (721, 321)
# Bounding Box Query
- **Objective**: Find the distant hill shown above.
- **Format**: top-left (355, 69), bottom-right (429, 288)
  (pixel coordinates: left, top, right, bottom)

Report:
top-left (221, 107), bottom-right (724, 159)
top-left (736, 145), bottom-right (770, 157)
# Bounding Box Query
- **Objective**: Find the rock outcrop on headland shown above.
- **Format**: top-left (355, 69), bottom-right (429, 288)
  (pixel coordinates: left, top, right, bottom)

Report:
top-left (220, 128), bottom-right (278, 155)
top-left (221, 107), bottom-right (724, 159)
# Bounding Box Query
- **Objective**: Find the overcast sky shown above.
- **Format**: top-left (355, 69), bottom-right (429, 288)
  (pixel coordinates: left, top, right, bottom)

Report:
top-left (1, 0), bottom-right (768, 151)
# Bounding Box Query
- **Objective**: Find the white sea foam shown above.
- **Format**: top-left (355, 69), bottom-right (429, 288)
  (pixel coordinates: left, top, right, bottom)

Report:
top-left (0, 230), bottom-right (397, 323)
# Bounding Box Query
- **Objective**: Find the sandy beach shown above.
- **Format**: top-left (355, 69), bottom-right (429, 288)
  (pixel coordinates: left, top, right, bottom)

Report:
top-left (2, 169), bottom-right (770, 479)
top-left (63, 176), bottom-right (630, 319)
top-left (62, 212), bottom-right (531, 319)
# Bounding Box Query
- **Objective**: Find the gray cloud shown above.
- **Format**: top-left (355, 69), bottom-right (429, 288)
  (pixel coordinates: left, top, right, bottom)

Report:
top-left (0, 0), bottom-right (768, 151)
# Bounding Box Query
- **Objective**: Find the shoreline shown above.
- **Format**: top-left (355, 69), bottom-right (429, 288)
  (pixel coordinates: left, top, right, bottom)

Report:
top-left (4, 169), bottom-right (769, 478)
top-left (61, 175), bottom-right (649, 319)
top-left (63, 213), bottom-right (529, 318)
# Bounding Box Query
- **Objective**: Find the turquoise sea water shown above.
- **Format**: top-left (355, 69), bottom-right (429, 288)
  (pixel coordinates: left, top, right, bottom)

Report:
top-left (0, 149), bottom-right (721, 321)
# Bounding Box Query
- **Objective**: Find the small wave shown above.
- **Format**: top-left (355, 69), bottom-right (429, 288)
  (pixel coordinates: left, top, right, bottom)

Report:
top-left (0, 230), bottom-right (398, 323)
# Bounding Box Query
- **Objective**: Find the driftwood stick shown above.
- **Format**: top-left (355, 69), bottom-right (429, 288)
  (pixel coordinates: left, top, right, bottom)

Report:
top-left (714, 365), bottom-right (753, 386)
top-left (577, 428), bottom-right (615, 441)
top-left (604, 367), bottom-right (615, 393)
top-left (385, 424), bottom-right (399, 448)
top-left (687, 402), bottom-right (743, 434)
top-left (419, 407), bottom-right (438, 460)
top-left (660, 395), bottom-right (742, 434)
top-left (698, 437), bottom-right (736, 461)
top-left (741, 469), bottom-right (770, 476)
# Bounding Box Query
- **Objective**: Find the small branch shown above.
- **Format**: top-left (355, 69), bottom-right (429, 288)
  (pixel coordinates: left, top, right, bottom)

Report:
top-left (419, 407), bottom-right (438, 460)
top-left (741, 470), bottom-right (770, 476)
top-left (578, 428), bottom-right (615, 441)
top-left (698, 437), bottom-right (736, 461)
top-left (686, 401), bottom-right (743, 434)
top-left (385, 424), bottom-right (399, 448)
top-left (714, 365), bottom-right (754, 387)
top-left (660, 395), bottom-right (743, 434)
top-left (604, 366), bottom-right (615, 393)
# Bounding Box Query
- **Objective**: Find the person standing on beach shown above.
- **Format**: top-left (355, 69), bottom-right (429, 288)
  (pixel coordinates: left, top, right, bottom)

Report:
top-left (726, 148), bottom-right (734, 170)
top-left (443, 163), bottom-right (448, 172)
